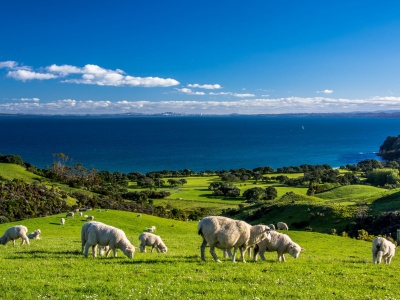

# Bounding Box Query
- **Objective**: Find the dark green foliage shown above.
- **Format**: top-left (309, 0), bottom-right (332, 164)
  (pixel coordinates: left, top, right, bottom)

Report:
top-left (378, 135), bottom-right (400, 160)
top-left (0, 154), bottom-right (24, 165)
top-left (0, 179), bottom-right (69, 222)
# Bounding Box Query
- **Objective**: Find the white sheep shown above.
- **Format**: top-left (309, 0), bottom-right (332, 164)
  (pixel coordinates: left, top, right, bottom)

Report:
top-left (254, 230), bottom-right (304, 262)
top-left (197, 216), bottom-right (271, 263)
top-left (145, 226), bottom-right (156, 233)
top-left (86, 216), bottom-right (95, 221)
top-left (268, 224), bottom-right (276, 230)
top-left (66, 212), bottom-right (74, 218)
top-left (27, 229), bottom-right (41, 240)
top-left (277, 222), bottom-right (289, 230)
top-left (81, 221), bottom-right (135, 258)
top-left (0, 225), bottom-right (30, 246)
top-left (79, 212), bottom-right (83, 217)
top-left (138, 232), bottom-right (168, 253)
top-left (60, 218), bottom-right (66, 226)
top-left (372, 237), bottom-right (396, 264)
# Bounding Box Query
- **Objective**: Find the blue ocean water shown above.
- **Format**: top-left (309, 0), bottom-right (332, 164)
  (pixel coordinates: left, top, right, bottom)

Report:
top-left (1, 115), bottom-right (399, 173)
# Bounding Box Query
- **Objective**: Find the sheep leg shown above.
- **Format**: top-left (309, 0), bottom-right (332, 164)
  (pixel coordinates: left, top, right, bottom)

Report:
top-left (83, 243), bottom-right (90, 257)
top-left (105, 248), bottom-right (112, 258)
top-left (231, 247), bottom-right (239, 263)
top-left (92, 245), bottom-right (98, 257)
top-left (239, 247), bottom-right (246, 263)
top-left (200, 239), bottom-right (207, 261)
top-left (113, 248), bottom-right (117, 257)
top-left (209, 245), bottom-right (221, 262)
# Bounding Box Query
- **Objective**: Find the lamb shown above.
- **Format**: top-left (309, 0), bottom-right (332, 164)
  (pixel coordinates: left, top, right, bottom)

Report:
top-left (268, 224), bottom-right (276, 230)
top-left (86, 216), bottom-right (95, 221)
top-left (27, 229), bottom-right (41, 240)
top-left (60, 218), bottom-right (65, 225)
top-left (197, 216), bottom-right (271, 262)
top-left (0, 225), bottom-right (30, 246)
top-left (277, 222), bottom-right (289, 230)
top-left (66, 212), bottom-right (74, 218)
top-left (138, 232), bottom-right (168, 253)
top-left (254, 230), bottom-right (304, 262)
top-left (145, 226), bottom-right (156, 233)
top-left (372, 237), bottom-right (396, 264)
top-left (81, 221), bottom-right (135, 258)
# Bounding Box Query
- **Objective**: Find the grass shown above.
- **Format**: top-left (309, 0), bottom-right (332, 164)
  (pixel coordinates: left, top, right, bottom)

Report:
top-left (0, 211), bottom-right (398, 299)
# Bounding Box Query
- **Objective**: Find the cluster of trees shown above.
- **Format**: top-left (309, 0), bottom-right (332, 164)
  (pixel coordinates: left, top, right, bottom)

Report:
top-left (208, 182), bottom-right (240, 197)
top-left (0, 179), bottom-right (69, 222)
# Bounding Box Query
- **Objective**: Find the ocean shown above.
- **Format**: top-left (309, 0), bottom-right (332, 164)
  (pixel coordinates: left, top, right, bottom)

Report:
top-left (1, 115), bottom-right (399, 174)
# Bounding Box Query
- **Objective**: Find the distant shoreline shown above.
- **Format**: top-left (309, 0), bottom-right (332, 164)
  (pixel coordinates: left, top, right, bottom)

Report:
top-left (1, 111), bottom-right (400, 118)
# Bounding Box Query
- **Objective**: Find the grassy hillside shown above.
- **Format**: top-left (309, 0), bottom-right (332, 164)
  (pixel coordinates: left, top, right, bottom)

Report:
top-left (0, 211), bottom-right (398, 299)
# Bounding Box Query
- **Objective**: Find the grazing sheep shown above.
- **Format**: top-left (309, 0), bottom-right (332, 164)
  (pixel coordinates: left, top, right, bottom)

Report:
top-left (138, 232), bottom-right (168, 253)
top-left (277, 222), bottom-right (289, 230)
top-left (0, 225), bottom-right (30, 246)
top-left (197, 216), bottom-right (271, 263)
top-left (372, 237), bottom-right (396, 264)
top-left (66, 212), bottom-right (74, 218)
top-left (79, 212), bottom-right (83, 217)
top-left (268, 224), bottom-right (276, 230)
top-left (27, 229), bottom-right (42, 240)
top-left (81, 221), bottom-right (135, 258)
top-left (254, 231), bottom-right (304, 262)
top-left (86, 216), bottom-right (95, 221)
top-left (60, 218), bottom-right (66, 226)
top-left (145, 226), bottom-right (156, 233)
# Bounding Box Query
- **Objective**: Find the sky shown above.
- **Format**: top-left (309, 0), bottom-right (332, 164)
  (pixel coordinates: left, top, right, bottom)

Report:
top-left (1, 0), bottom-right (400, 115)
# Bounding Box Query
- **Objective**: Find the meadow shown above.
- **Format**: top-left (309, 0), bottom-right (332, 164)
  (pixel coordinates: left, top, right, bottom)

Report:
top-left (0, 210), bottom-right (398, 300)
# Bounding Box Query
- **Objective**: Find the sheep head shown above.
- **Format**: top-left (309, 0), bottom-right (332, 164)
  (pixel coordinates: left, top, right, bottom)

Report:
top-left (288, 243), bottom-right (304, 258)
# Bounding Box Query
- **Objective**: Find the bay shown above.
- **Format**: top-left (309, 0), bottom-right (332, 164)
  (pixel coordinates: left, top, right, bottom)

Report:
top-left (1, 115), bottom-right (399, 173)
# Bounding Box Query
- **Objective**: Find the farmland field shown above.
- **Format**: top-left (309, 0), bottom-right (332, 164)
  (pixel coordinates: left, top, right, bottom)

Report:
top-left (0, 210), bottom-right (398, 299)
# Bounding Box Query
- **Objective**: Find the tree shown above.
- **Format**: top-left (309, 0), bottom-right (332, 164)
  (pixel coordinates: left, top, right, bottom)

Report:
top-left (243, 187), bottom-right (265, 202)
top-left (367, 169), bottom-right (400, 186)
top-left (265, 186), bottom-right (278, 200)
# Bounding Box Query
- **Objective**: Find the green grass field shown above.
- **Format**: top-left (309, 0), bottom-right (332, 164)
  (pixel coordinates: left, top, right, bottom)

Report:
top-left (0, 211), bottom-right (398, 299)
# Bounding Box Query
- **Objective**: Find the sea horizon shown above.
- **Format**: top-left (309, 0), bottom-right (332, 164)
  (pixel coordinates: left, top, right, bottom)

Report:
top-left (1, 115), bottom-right (398, 174)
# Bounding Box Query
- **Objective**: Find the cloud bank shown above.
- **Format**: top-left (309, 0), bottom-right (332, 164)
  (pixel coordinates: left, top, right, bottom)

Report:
top-left (1, 61), bottom-right (179, 87)
top-left (1, 96), bottom-right (400, 115)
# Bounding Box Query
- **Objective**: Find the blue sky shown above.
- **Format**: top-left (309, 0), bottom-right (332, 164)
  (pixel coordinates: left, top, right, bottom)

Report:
top-left (1, 0), bottom-right (400, 115)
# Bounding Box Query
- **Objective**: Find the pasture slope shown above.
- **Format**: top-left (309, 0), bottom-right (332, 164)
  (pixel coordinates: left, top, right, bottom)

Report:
top-left (0, 210), bottom-right (398, 300)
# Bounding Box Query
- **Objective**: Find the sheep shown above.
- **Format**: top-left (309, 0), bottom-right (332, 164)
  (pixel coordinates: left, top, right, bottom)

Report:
top-left (81, 221), bottom-right (135, 258)
top-left (372, 237), bottom-right (396, 264)
top-left (145, 226), bottom-right (156, 233)
top-left (268, 224), bottom-right (276, 230)
top-left (0, 225), bottom-right (30, 246)
top-left (277, 222), bottom-right (289, 230)
top-left (138, 232), bottom-right (168, 253)
top-left (60, 218), bottom-right (66, 226)
top-left (86, 216), bottom-right (95, 221)
top-left (254, 230), bottom-right (304, 262)
top-left (197, 216), bottom-right (271, 263)
top-left (66, 212), bottom-right (74, 218)
top-left (27, 229), bottom-right (41, 240)
top-left (79, 212), bottom-right (83, 217)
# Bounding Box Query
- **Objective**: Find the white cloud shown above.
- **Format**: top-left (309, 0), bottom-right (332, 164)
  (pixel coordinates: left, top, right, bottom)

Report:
top-left (7, 70), bottom-right (58, 81)
top-left (47, 64), bottom-right (82, 75)
top-left (2, 61), bottom-right (180, 87)
top-left (317, 89), bottom-right (334, 94)
top-left (0, 61), bottom-right (18, 69)
top-left (15, 97), bottom-right (40, 102)
top-left (187, 83), bottom-right (222, 90)
top-left (176, 88), bottom-right (205, 95)
top-left (2, 96), bottom-right (400, 115)
top-left (209, 92), bottom-right (255, 98)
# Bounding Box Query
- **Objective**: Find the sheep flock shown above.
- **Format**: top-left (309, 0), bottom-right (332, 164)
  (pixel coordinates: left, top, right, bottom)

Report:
top-left (0, 213), bottom-right (397, 266)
